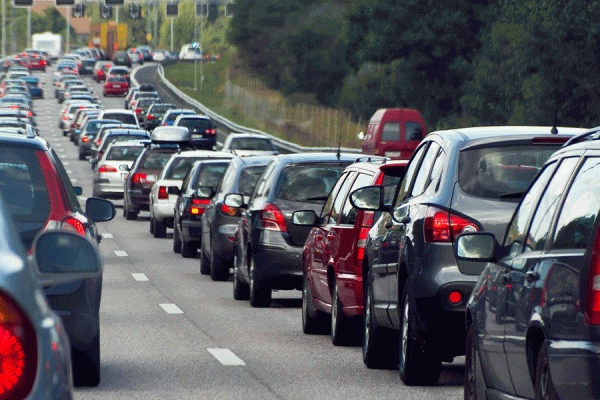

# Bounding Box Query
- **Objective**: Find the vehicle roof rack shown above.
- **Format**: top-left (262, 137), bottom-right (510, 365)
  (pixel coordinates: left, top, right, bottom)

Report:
top-left (562, 126), bottom-right (600, 147)
top-left (352, 156), bottom-right (388, 164)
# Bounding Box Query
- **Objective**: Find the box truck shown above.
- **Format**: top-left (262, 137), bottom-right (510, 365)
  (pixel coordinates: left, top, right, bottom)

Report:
top-left (31, 32), bottom-right (63, 59)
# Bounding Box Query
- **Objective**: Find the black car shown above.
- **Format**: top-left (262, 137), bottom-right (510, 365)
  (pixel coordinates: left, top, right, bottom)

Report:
top-left (112, 50), bottom-right (132, 68)
top-left (457, 127), bottom-right (600, 399)
top-left (232, 153), bottom-right (360, 307)
top-left (79, 58), bottom-right (96, 75)
top-left (143, 103), bottom-right (176, 131)
top-left (173, 114), bottom-right (217, 150)
top-left (351, 126), bottom-right (585, 385)
top-left (173, 159), bottom-right (232, 258)
top-left (78, 119), bottom-right (121, 160)
top-left (199, 155), bottom-right (274, 281)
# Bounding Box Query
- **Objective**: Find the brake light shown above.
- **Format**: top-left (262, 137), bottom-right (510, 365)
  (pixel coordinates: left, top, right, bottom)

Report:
top-left (130, 101), bottom-right (135, 107)
top-left (98, 164), bottom-right (118, 173)
top-left (158, 186), bottom-right (168, 200)
top-left (423, 206), bottom-right (478, 243)
top-left (147, 114), bottom-right (155, 120)
top-left (64, 217), bottom-right (85, 236)
top-left (82, 136), bottom-right (89, 142)
top-left (260, 203), bottom-right (287, 232)
top-left (190, 198), bottom-right (210, 215)
top-left (220, 203), bottom-right (239, 216)
top-left (162, 123), bottom-right (167, 126)
top-left (131, 173), bottom-right (146, 183)
top-left (41, 59), bottom-right (46, 65)
top-left (135, 109), bottom-right (142, 114)
top-left (585, 229), bottom-right (600, 325)
top-left (62, 115), bottom-right (68, 120)
top-left (0, 290), bottom-right (37, 399)
top-left (354, 211), bottom-right (375, 268)
top-left (205, 128), bottom-right (216, 135)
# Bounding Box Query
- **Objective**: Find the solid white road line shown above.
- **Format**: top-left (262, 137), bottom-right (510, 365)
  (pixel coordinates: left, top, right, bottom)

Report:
top-left (114, 250), bottom-right (128, 257)
top-left (159, 303), bottom-right (184, 314)
top-left (132, 273), bottom-right (149, 281)
top-left (207, 348), bottom-right (246, 366)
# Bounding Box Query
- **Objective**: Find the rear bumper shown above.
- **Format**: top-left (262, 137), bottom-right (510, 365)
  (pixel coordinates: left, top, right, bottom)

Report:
top-left (337, 273), bottom-right (364, 317)
top-left (253, 230), bottom-right (303, 290)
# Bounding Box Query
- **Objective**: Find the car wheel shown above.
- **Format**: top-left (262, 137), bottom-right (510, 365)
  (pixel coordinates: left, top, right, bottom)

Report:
top-left (331, 282), bottom-right (360, 346)
top-left (302, 273), bottom-right (330, 334)
top-left (153, 217), bottom-right (167, 238)
top-left (249, 256), bottom-right (271, 308)
top-left (232, 252), bottom-right (249, 300)
top-left (465, 324), bottom-right (486, 400)
top-left (534, 341), bottom-right (559, 400)
top-left (363, 282), bottom-right (398, 369)
top-left (181, 239), bottom-right (197, 258)
top-left (399, 287), bottom-right (441, 385)
top-left (124, 199), bottom-right (138, 220)
top-left (173, 224), bottom-right (182, 253)
top-left (199, 243), bottom-right (210, 274)
top-left (149, 216), bottom-right (155, 234)
top-left (210, 245), bottom-right (230, 282)
top-left (72, 330), bottom-right (100, 387)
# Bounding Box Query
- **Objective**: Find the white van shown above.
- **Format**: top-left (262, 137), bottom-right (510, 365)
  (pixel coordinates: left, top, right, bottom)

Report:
top-left (179, 44), bottom-right (202, 60)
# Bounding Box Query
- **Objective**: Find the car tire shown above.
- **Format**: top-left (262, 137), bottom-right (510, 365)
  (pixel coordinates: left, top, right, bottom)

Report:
top-left (173, 224), bottom-right (182, 254)
top-left (302, 273), bottom-right (330, 334)
top-left (249, 256), bottom-right (271, 308)
top-left (398, 287), bottom-right (441, 386)
top-left (210, 245), bottom-right (230, 282)
top-left (153, 217), bottom-right (167, 238)
top-left (465, 324), bottom-right (486, 400)
top-left (331, 282), bottom-right (360, 346)
top-left (124, 199), bottom-right (138, 220)
top-left (232, 253), bottom-right (249, 300)
top-left (534, 341), bottom-right (559, 400)
top-left (149, 216), bottom-right (155, 234)
top-left (72, 330), bottom-right (100, 387)
top-left (199, 244), bottom-right (210, 274)
top-left (78, 151), bottom-right (85, 161)
top-left (363, 281), bottom-right (398, 369)
top-left (181, 240), bottom-right (197, 258)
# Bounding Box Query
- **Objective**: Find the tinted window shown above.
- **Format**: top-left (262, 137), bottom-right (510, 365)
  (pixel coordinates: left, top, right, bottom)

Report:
top-left (321, 172), bottom-right (349, 220)
top-left (394, 143), bottom-right (428, 205)
top-left (253, 161), bottom-right (276, 199)
top-left (238, 165), bottom-right (267, 197)
top-left (405, 121), bottom-right (424, 141)
top-left (178, 118), bottom-right (211, 130)
top-left (229, 137), bottom-right (275, 151)
top-left (411, 142), bottom-right (440, 197)
top-left (140, 151), bottom-right (174, 170)
top-left (275, 164), bottom-right (347, 203)
top-left (103, 113), bottom-right (137, 125)
top-left (553, 157), bottom-right (600, 250)
top-left (193, 163), bottom-right (229, 190)
top-left (106, 145), bottom-right (144, 161)
top-left (329, 172), bottom-right (356, 224)
top-left (381, 122), bottom-right (400, 142)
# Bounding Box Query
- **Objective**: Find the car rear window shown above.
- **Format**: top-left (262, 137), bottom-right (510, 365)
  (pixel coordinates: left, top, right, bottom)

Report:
top-left (458, 145), bottom-right (560, 200)
top-left (177, 118), bottom-right (211, 130)
top-left (229, 137), bottom-right (274, 151)
top-left (107, 145), bottom-right (144, 161)
top-left (103, 113), bottom-right (137, 125)
top-left (108, 77), bottom-right (127, 83)
top-left (275, 163), bottom-right (348, 203)
top-left (150, 105), bottom-right (174, 114)
top-left (140, 150), bottom-right (174, 170)
top-left (164, 157), bottom-right (203, 180)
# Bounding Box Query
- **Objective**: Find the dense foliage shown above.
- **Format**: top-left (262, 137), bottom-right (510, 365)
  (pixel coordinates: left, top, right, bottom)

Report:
top-left (229, 0), bottom-right (600, 129)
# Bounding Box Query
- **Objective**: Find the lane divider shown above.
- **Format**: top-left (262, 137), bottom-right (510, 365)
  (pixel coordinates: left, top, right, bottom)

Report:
top-left (159, 303), bottom-right (183, 314)
top-left (207, 348), bottom-right (246, 366)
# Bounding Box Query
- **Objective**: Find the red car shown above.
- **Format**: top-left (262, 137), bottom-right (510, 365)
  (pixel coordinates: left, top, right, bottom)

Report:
top-left (298, 159), bottom-right (407, 345)
top-left (103, 76), bottom-right (129, 96)
top-left (25, 53), bottom-right (47, 71)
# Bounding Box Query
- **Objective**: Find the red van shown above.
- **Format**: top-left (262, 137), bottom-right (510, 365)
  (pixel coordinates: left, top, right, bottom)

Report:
top-left (361, 108), bottom-right (427, 160)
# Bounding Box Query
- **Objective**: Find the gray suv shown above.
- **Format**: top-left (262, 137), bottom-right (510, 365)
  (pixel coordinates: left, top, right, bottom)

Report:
top-left (351, 126), bottom-right (585, 385)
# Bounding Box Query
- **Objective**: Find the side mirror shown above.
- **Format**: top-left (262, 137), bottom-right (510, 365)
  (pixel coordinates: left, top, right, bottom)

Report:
top-left (86, 197), bottom-right (116, 222)
top-left (292, 210), bottom-right (317, 226)
top-left (224, 193), bottom-right (244, 208)
top-left (34, 231), bottom-right (102, 286)
top-left (454, 232), bottom-right (497, 261)
top-left (196, 186), bottom-right (214, 199)
top-left (349, 186), bottom-right (384, 211)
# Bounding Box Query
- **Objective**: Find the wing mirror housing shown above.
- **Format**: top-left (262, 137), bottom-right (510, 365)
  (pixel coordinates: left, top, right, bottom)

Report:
top-left (349, 185), bottom-right (385, 211)
top-left (454, 232), bottom-right (498, 262)
top-left (224, 193), bottom-right (244, 208)
top-left (292, 210), bottom-right (318, 226)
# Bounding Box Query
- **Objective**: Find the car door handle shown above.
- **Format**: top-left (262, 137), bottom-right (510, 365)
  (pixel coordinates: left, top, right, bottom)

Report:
top-left (525, 271), bottom-right (539, 283)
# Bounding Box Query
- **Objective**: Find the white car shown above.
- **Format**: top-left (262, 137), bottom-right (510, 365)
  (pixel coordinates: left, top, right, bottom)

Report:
top-left (149, 150), bottom-right (235, 238)
top-left (221, 132), bottom-right (279, 157)
top-left (97, 109), bottom-right (140, 128)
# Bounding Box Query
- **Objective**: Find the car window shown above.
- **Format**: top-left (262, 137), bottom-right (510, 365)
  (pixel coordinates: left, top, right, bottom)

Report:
top-left (503, 162), bottom-right (557, 258)
top-left (275, 164), bottom-right (347, 204)
top-left (164, 157), bottom-right (202, 180)
top-left (104, 113), bottom-right (136, 125)
top-left (229, 137), bottom-right (274, 151)
top-left (238, 165), bottom-right (268, 197)
top-left (141, 151), bottom-right (173, 170)
top-left (253, 161), bottom-right (277, 199)
top-left (340, 172), bottom-right (374, 225)
top-left (524, 157), bottom-right (578, 253)
top-left (328, 172), bottom-right (356, 224)
top-left (106, 145), bottom-right (143, 161)
top-left (178, 118), bottom-right (211, 129)
top-left (553, 157), bottom-right (600, 250)
top-left (394, 142), bottom-right (428, 205)
top-left (320, 172), bottom-right (348, 220)
top-left (410, 142), bottom-right (440, 197)
top-left (405, 121), bottom-right (424, 141)
top-left (193, 162), bottom-right (229, 190)
top-left (50, 148), bottom-right (82, 213)
top-left (381, 122), bottom-right (400, 142)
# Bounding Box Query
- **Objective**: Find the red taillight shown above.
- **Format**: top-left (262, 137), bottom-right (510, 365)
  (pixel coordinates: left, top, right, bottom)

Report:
top-left (354, 211), bottom-right (375, 267)
top-left (41, 60), bottom-right (46, 65)
top-left (158, 186), bottom-right (168, 200)
top-left (131, 173), bottom-right (146, 184)
top-left (98, 164), bottom-right (118, 173)
top-left (135, 109), bottom-right (142, 114)
top-left (147, 114), bottom-right (155, 120)
top-left (64, 217), bottom-right (85, 236)
top-left (130, 101), bottom-right (135, 107)
top-left (162, 123), bottom-right (167, 126)
top-left (190, 198), bottom-right (210, 215)
top-left (585, 231), bottom-right (600, 325)
top-left (260, 203), bottom-right (287, 232)
top-left (62, 115), bottom-right (68, 121)
top-left (82, 137), bottom-right (89, 142)
top-left (205, 128), bottom-right (216, 135)
top-left (0, 291), bottom-right (37, 399)
top-left (424, 206), bottom-right (478, 243)
top-left (448, 291), bottom-right (462, 304)
top-left (220, 203), bottom-right (238, 216)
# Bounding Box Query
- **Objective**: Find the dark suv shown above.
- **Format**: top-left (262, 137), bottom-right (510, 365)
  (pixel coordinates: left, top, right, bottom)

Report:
top-left (457, 128), bottom-right (600, 399)
top-left (351, 126), bottom-right (585, 385)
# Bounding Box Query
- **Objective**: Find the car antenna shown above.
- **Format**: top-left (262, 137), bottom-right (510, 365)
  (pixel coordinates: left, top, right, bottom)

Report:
top-left (336, 127), bottom-right (342, 161)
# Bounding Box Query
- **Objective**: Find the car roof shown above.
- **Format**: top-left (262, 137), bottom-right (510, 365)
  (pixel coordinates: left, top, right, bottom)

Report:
top-left (433, 126), bottom-right (586, 142)
top-left (274, 152), bottom-right (362, 164)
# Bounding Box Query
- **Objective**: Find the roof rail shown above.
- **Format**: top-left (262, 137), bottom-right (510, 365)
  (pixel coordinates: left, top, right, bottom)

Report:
top-left (562, 126), bottom-right (600, 147)
top-left (353, 156), bottom-right (388, 164)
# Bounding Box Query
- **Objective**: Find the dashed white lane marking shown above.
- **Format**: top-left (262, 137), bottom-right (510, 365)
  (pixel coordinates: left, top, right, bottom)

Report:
top-left (207, 348), bottom-right (246, 366)
top-left (71, 179), bottom-right (78, 183)
top-left (102, 233), bottom-right (114, 239)
top-left (159, 303), bottom-right (184, 314)
top-left (66, 170), bottom-right (73, 173)
top-left (114, 250), bottom-right (128, 257)
top-left (132, 273), bottom-right (149, 281)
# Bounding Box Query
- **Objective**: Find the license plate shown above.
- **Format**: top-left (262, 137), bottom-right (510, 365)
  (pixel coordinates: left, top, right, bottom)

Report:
top-left (384, 151), bottom-right (401, 157)
top-left (121, 173), bottom-right (128, 180)
top-left (114, 84), bottom-right (121, 88)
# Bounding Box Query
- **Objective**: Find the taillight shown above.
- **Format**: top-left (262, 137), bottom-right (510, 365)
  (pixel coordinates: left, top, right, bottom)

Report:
top-left (62, 115), bottom-right (68, 121)
top-left (585, 230), bottom-right (600, 325)
top-left (64, 217), bottom-right (85, 236)
top-left (41, 60), bottom-right (46, 65)
top-left (130, 101), bottom-right (135, 107)
top-left (82, 136), bottom-right (89, 142)
top-left (190, 198), bottom-right (210, 215)
top-left (98, 164), bottom-right (118, 173)
top-left (0, 290), bottom-right (37, 399)
top-left (147, 114), bottom-right (155, 120)
top-left (158, 186), bottom-right (168, 200)
top-left (220, 203), bottom-right (239, 216)
top-left (354, 211), bottom-right (375, 267)
top-left (423, 206), bottom-right (478, 243)
top-left (162, 123), bottom-right (167, 126)
top-left (135, 109), bottom-right (142, 114)
top-left (131, 173), bottom-right (146, 184)
top-left (259, 203), bottom-right (287, 232)
top-left (205, 128), bottom-right (216, 135)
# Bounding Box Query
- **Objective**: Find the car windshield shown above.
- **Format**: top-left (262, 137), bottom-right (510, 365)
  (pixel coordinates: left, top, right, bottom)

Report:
top-left (275, 164), bottom-right (348, 203)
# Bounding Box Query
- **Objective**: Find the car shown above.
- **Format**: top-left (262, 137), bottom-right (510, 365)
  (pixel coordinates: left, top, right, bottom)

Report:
top-left (152, 49), bottom-right (172, 62)
top-left (25, 52), bottom-right (47, 71)
top-left (143, 102), bottom-right (176, 131)
top-left (78, 119), bottom-right (122, 160)
top-left (60, 102), bottom-right (99, 134)
top-left (107, 66), bottom-right (131, 86)
top-left (126, 90), bottom-right (160, 110)
top-left (133, 96), bottom-right (160, 124)
top-left (21, 75), bottom-right (43, 98)
top-left (123, 127), bottom-right (192, 220)
top-left (159, 108), bottom-right (196, 127)
top-left (112, 50), bottom-right (132, 68)
top-left (0, 131), bottom-right (116, 386)
top-left (149, 149), bottom-right (235, 239)
top-left (88, 123), bottom-right (141, 163)
top-left (97, 109), bottom-right (140, 127)
top-left (0, 197), bottom-right (103, 398)
top-left (92, 140), bottom-right (150, 199)
top-left (79, 57), bottom-right (96, 75)
top-left (104, 75), bottom-right (129, 96)
top-left (455, 127), bottom-right (600, 400)
top-left (93, 60), bottom-right (114, 82)
top-left (127, 48), bottom-right (144, 65)
top-left (137, 45), bottom-right (154, 61)
top-left (197, 155), bottom-right (274, 278)
top-left (69, 108), bottom-right (101, 144)
top-left (173, 114), bottom-right (218, 149)
top-left (231, 152), bottom-right (361, 307)
top-left (91, 127), bottom-right (150, 164)
top-left (221, 133), bottom-right (279, 156)
top-left (350, 125), bottom-right (586, 385)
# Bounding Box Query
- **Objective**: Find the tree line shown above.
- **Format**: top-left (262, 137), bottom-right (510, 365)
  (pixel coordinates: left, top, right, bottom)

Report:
top-left (228, 0), bottom-right (600, 130)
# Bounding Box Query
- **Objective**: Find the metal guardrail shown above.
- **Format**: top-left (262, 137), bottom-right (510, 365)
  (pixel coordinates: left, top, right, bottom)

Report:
top-left (140, 62), bottom-right (361, 154)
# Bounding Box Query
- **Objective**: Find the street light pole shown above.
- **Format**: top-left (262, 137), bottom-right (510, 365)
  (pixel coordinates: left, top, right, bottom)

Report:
top-left (200, 3), bottom-right (203, 94)
top-left (194, 2), bottom-right (197, 90)
top-left (27, 8), bottom-right (30, 48)
top-left (170, 17), bottom-right (173, 53)
top-left (66, 6), bottom-right (70, 52)
top-left (2, 0), bottom-right (6, 57)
